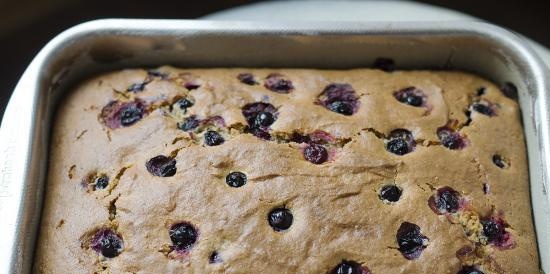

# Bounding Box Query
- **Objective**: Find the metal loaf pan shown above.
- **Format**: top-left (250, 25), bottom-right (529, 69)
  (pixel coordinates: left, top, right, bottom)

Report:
top-left (1, 20), bottom-right (549, 274)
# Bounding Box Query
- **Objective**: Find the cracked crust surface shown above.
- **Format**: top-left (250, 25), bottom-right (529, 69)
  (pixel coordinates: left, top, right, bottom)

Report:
top-left (34, 67), bottom-right (539, 274)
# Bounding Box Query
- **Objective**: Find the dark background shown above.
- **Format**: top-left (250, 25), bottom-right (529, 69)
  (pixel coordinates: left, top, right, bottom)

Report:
top-left (1, 0), bottom-right (548, 118)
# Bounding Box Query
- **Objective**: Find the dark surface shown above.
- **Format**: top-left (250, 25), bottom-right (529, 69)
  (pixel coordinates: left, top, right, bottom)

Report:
top-left (0, 0), bottom-right (548, 119)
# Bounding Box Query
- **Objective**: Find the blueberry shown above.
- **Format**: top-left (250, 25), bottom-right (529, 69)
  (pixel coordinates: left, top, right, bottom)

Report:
top-left (393, 87), bottom-right (425, 107)
top-left (209, 251), bottom-right (222, 264)
top-left (147, 70), bottom-right (168, 79)
top-left (226, 171), bottom-right (247, 188)
top-left (373, 57), bottom-right (395, 72)
top-left (379, 185), bottom-right (402, 202)
top-left (264, 73), bottom-right (294, 93)
top-left (327, 101), bottom-right (354, 116)
top-left (127, 82), bottom-right (147, 92)
top-left (318, 83), bottom-right (359, 115)
top-left (437, 126), bottom-right (466, 150)
top-left (492, 154), bottom-right (508, 169)
top-left (472, 103), bottom-right (494, 116)
top-left (385, 129), bottom-right (415, 155)
top-left (268, 208), bottom-right (293, 231)
top-left (254, 112), bottom-right (275, 128)
top-left (178, 116), bottom-right (200, 132)
top-left (458, 266), bottom-right (484, 274)
top-left (184, 82), bottom-right (201, 90)
top-left (330, 261), bottom-right (366, 274)
top-left (176, 98), bottom-right (194, 109)
top-left (396, 222), bottom-right (429, 260)
top-left (119, 102), bottom-right (145, 126)
top-left (242, 102), bottom-right (278, 128)
top-left (303, 144), bottom-right (328, 164)
top-left (204, 130), bottom-right (225, 146)
top-left (237, 73), bottom-right (258, 85)
top-left (94, 175), bottom-right (109, 190)
top-left (169, 222), bottom-right (198, 251)
top-left (90, 229), bottom-right (123, 258)
top-left (477, 87), bottom-right (486, 96)
top-left (481, 219), bottom-right (504, 244)
top-left (429, 187), bottom-right (460, 214)
top-left (146, 155), bottom-right (177, 177)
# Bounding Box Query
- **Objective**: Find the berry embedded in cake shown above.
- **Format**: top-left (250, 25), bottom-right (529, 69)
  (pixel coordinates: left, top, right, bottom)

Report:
top-left (317, 83), bottom-right (359, 116)
top-left (204, 130), bottom-right (225, 146)
top-left (379, 185), bottom-right (402, 203)
top-left (393, 87), bottom-right (426, 107)
top-left (437, 124), bottom-right (468, 150)
top-left (268, 208), bottom-right (293, 232)
top-left (330, 260), bottom-right (371, 274)
top-left (385, 129), bottom-right (415, 155)
top-left (169, 222), bottom-right (198, 252)
top-left (226, 171), bottom-right (247, 188)
top-left (237, 73), bottom-right (258, 85)
top-left (101, 99), bottom-right (147, 129)
top-left (264, 73), bottom-right (294, 93)
top-left (90, 228), bottom-right (124, 258)
top-left (146, 155), bottom-right (177, 177)
top-left (396, 222), bottom-right (429, 260)
top-left (303, 143), bottom-right (329, 164)
top-left (457, 266), bottom-right (484, 274)
top-left (428, 187), bottom-right (462, 215)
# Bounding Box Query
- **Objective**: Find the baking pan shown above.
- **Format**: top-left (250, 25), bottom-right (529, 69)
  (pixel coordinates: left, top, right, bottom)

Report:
top-left (0, 19), bottom-right (549, 274)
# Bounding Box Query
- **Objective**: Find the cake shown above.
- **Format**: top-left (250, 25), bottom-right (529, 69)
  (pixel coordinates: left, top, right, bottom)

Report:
top-left (34, 65), bottom-right (540, 274)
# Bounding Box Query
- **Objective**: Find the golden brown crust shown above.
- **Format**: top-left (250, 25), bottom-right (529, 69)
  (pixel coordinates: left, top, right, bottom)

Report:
top-left (34, 67), bottom-right (539, 274)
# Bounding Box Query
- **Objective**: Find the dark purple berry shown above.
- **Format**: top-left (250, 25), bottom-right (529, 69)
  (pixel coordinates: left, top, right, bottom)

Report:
top-left (472, 103), bottom-right (495, 116)
top-left (175, 98), bottom-right (194, 109)
top-left (330, 261), bottom-right (370, 274)
top-left (501, 82), bottom-right (518, 100)
top-left (90, 228), bottom-right (123, 258)
top-left (379, 185), bottom-right (402, 202)
top-left (101, 100), bottom-right (147, 129)
top-left (437, 126), bottom-right (467, 150)
top-left (146, 155), bottom-right (177, 177)
top-left (481, 219), bottom-right (505, 244)
top-left (458, 266), bottom-right (484, 274)
top-left (184, 81), bottom-right (201, 90)
top-left (204, 130), bottom-right (225, 146)
top-left (254, 111), bottom-right (275, 128)
top-left (209, 251), bottom-right (222, 264)
top-left (268, 208), bottom-right (293, 231)
top-left (169, 222), bottom-right (198, 251)
top-left (327, 101), bottom-right (354, 116)
top-left (396, 222), bottom-right (429, 260)
top-left (393, 87), bottom-right (425, 107)
top-left (242, 102), bottom-right (278, 128)
top-left (373, 57), bottom-right (395, 72)
top-left (492, 154), bottom-right (508, 169)
top-left (385, 129), bottom-right (415, 155)
top-left (264, 73), bottom-right (294, 93)
top-left (94, 175), bottom-right (109, 190)
top-left (477, 87), bottom-right (486, 96)
top-left (226, 172), bottom-right (247, 188)
top-left (303, 144), bottom-right (328, 164)
top-left (318, 83), bottom-right (359, 115)
top-left (237, 73), bottom-right (258, 85)
top-left (127, 82), bottom-right (148, 92)
top-left (429, 187), bottom-right (460, 215)
top-left (178, 116), bottom-right (200, 132)
top-left (147, 70), bottom-right (169, 79)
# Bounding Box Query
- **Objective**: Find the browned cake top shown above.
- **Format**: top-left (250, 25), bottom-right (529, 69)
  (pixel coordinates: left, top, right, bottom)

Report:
top-left (35, 66), bottom-right (539, 274)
